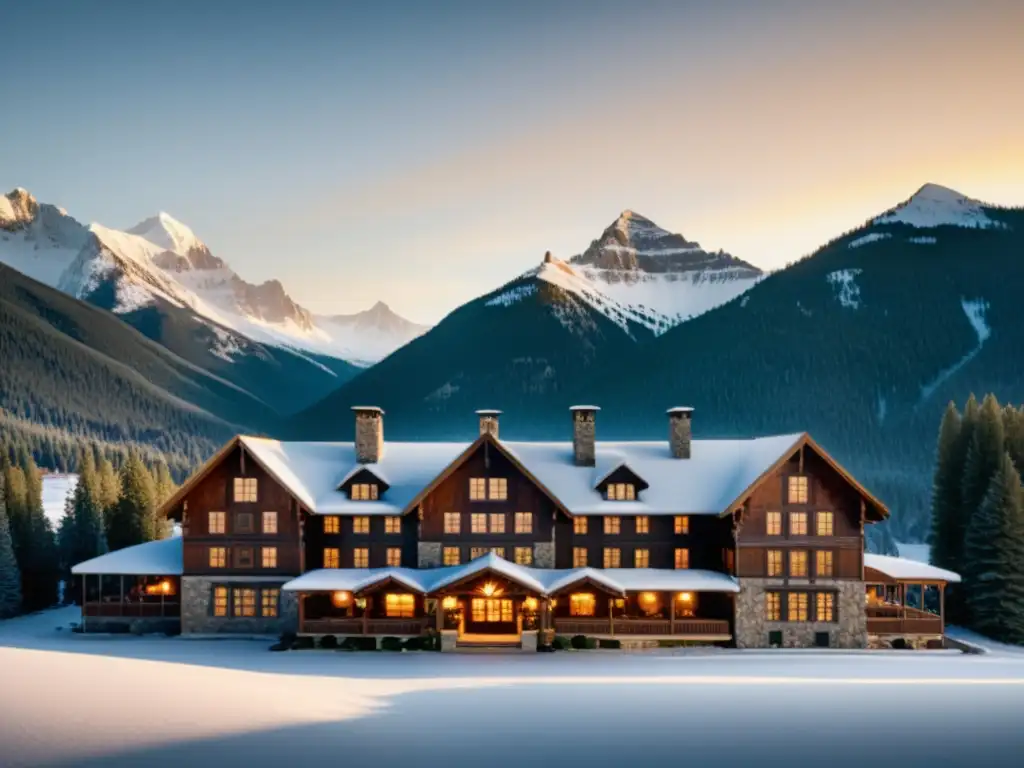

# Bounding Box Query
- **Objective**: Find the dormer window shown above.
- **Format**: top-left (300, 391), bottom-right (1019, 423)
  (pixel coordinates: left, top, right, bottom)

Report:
top-left (351, 483), bottom-right (378, 501)
top-left (605, 483), bottom-right (636, 501)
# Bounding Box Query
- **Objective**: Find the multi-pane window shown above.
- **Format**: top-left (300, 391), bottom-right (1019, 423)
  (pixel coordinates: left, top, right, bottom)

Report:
top-left (788, 475), bottom-right (809, 504)
top-left (235, 547), bottom-right (254, 569)
top-left (386, 547), bottom-right (402, 567)
top-left (514, 547), bottom-right (533, 565)
top-left (261, 588), bottom-right (279, 617)
top-left (208, 511), bottom-right (225, 534)
top-left (790, 511), bottom-right (808, 536)
top-left (232, 588), bottom-right (257, 617)
top-left (471, 598), bottom-right (513, 623)
top-left (323, 548), bottom-right (340, 568)
top-left (514, 512), bottom-right (533, 534)
top-left (573, 517), bottom-right (588, 535)
top-left (261, 546), bottom-right (277, 568)
top-left (635, 516), bottom-right (650, 534)
top-left (573, 547), bottom-right (588, 567)
top-left (351, 483), bottom-right (378, 500)
top-left (443, 546), bottom-right (460, 565)
top-left (603, 547), bottom-right (621, 568)
top-left (444, 512), bottom-right (461, 534)
top-left (208, 547), bottom-right (226, 568)
top-left (471, 513), bottom-right (487, 533)
top-left (766, 591), bottom-right (782, 621)
top-left (213, 586), bottom-right (229, 617)
top-left (674, 548), bottom-right (690, 569)
top-left (385, 517), bottom-right (401, 535)
top-left (353, 516), bottom-right (370, 534)
top-left (385, 593), bottom-right (415, 618)
top-left (674, 516), bottom-right (689, 535)
top-left (634, 548), bottom-right (650, 567)
top-left (816, 592), bottom-right (836, 622)
top-left (767, 549), bottom-right (783, 577)
top-left (235, 512), bottom-right (254, 534)
top-left (233, 477), bottom-right (257, 503)
top-left (605, 483), bottom-right (636, 501)
top-left (470, 546), bottom-right (488, 559)
top-left (323, 516), bottom-right (340, 534)
top-left (469, 478), bottom-right (487, 500)
top-left (489, 513), bottom-right (506, 534)
top-left (262, 511), bottom-right (278, 535)
top-left (492, 547), bottom-right (506, 559)
top-left (788, 591), bottom-right (809, 622)
top-left (816, 511), bottom-right (834, 536)
top-left (816, 551), bottom-right (834, 577)
top-left (767, 511), bottom-right (782, 535)
top-left (789, 550), bottom-right (808, 577)
top-left (604, 516), bottom-right (621, 535)
top-left (488, 478), bottom-right (508, 500)
top-left (570, 593), bottom-right (596, 616)
top-left (353, 548), bottom-right (369, 568)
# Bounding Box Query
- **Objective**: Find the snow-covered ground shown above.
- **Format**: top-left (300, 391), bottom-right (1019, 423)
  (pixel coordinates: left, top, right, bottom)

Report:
top-left (1, 607), bottom-right (1023, 767)
top-left (41, 473), bottom-right (78, 529)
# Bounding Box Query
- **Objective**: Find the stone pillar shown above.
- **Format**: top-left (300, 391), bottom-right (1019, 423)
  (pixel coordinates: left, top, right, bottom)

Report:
top-left (667, 407), bottom-right (694, 459)
top-left (533, 542), bottom-right (554, 568)
top-left (476, 409), bottom-right (501, 438)
top-left (418, 542), bottom-right (442, 568)
top-left (440, 629), bottom-right (458, 652)
top-left (352, 406), bottom-right (384, 463)
top-left (571, 406), bottom-right (599, 467)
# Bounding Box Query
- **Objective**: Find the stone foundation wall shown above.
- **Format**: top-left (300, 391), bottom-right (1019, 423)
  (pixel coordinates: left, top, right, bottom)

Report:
top-left (735, 579), bottom-right (867, 649)
top-left (533, 542), bottom-right (554, 568)
top-left (181, 577), bottom-right (298, 635)
top-left (418, 542), bottom-right (442, 568)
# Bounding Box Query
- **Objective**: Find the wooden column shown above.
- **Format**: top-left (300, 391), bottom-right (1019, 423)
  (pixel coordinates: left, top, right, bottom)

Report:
top-left (362, 596), bottom-right (370, 636)
top-left (939, 584), bottom-right (946, 634)
top-left (298, 593), bottom-right (305, 633)
top-left (670, 592), bottom-right (676, 635)
top-left (609, 598), bottom-right (614, 636)
top-left (435, 596), bottom-right (443, 631)
top-left (81, 576), bottom-right (87, 632)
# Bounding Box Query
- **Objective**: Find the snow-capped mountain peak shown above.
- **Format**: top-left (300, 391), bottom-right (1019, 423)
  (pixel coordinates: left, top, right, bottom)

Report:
top-left (873, 183), bottom-right (1000, 229)
top-left (127, 212), bottom-right (223, 270)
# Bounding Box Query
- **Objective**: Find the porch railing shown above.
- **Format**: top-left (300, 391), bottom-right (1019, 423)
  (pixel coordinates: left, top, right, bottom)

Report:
top-left (866, 605), bottom-right (942, 636)
top-left (83, 602), bottom-right (181, 618)
top-left (301, 617), bottom-right (428, 636)
top-left (553, 617), bottom-right (730, 637)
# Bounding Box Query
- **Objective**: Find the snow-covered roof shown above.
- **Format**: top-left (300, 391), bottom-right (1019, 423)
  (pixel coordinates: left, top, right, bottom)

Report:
top-left (281, 552), bottom-right (740, 595)
top-left (864, 554), bottom-right (961, 583)
top-left (71, 536), bottom-right (183, 575)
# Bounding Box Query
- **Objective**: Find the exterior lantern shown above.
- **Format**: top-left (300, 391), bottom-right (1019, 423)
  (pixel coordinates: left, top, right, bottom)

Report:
top-left (442, 596), bottom-right (458, 610)
top-left (677, 592), bottom-right (693, 603)
top-left (640, 591), bottom-right (657, 605)
top-left (332, 591), bottom-right (352, 607)
top-left (524, 597), bottom-right (538, 611)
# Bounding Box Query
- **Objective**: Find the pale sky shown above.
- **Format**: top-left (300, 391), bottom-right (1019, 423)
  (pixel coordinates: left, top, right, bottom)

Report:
top-left (2, 0), bottom-right (1022, 324)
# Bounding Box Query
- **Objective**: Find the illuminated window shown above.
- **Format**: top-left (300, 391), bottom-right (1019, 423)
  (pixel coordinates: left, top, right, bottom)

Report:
top-left (570, 593), bottom-right (596, 616)
top-left (634, 548), bottom-right (650, 568)
top-left (324, 516), bottom-right (340, 534)
top-left (789, 550), bottom-right (808, 577)
top-left (489, 513), bottom-right (506, 533)
top-left (488, 477), bottom-right (508, 500)
top-left (470, 546), bottom-right (488, 559)
top-left (816, 551), bottom-right (833, 577)
top-left (788, 591), bottom-right (809, 622)
top-left (674, 516), bottom-right (689, 535)
top-left (443, 546), bottom-right (460, 565)
top-left (790, 512), bottom-right (808, 536)
top-left (573, 517), bottom-right (588, 535)
top-left (353, 548), bottom-right (369, 568)
top-left (385, 517), bottom-right (401, 535)
top-left (816, 511), bottom-right (834, 536)
top-left (235, 512), bottom-right (254, 534)
top-left (353, 516), bottom-right (370, 534)
top-left (606, 483), bottom-right (636, 501)
top-left (788, 475), bottom-right (809, 504)
top-left (261, 547), bottom-right (277, 568)
top-left (491, 547), bottom-right (506, 559)
top-left (385, 593), bottom-right (415, 618)
top-left (573, 547), bottom-right (588, 567)
top-left (766, 591), bottom-right (781, 621)
top-left (603, 547), bottom-right (621, 568)
top-left (635, 516), bottom-right (649, 534)
top-left (233, 477), bottom-right (257, 503)
top-left (444, 512), bottom-right (461, 534)
top-left (323, 548), bottom-right (340, 568)
top-left (816, 592), bottom-right (836, 622)
top-left (469, 478), bottom-right (487, 500)
top-left (674, 548), bottom-right (689, 569)
top-left (208, 547), bottom-right (226, 568)
top-left (262, 511), bottom-right (278, 535)
top-left (351, 483), bottom-right (378, 501)
top-left (386, 547), bottom-right (402, 567)
top-left (235, 547), bottom-right (254, 568)
top-left (514, 547), bottom-right (533, 565)
top-left (213, 586), bottom-right (228, 616)
top-left (604, 516), bottom-right (621, 535)
top-left (261, 588), bottom-right (279, 617)
top-left (767, 511), bottom-right (782, 536)
top-left (767, 549), bottom-right (783, 577)
top-left (471, 513), bottom-right (487, 533)
top-left (232, 588), bottom-right (256, 617)
top-left (208, 511), bottom-right (225, 534)
top-left (514, 512), bottom-right (533, 534)
top-left (471, 598), bottom-right (513, 622)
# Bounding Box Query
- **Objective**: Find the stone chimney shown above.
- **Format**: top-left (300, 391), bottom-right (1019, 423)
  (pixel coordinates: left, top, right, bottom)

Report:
top-left (667, 407), bottom-right (694, 459)
top-left (570, 406), bottom-right (599, 467)
top-left (352, 406), bottom-right (384, 464)
top-left (476, 409), bottom-right (502, 438)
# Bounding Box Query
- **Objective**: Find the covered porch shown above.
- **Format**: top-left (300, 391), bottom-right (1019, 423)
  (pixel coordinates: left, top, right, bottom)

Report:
top-left (863, 553), bottom-right (960, 647)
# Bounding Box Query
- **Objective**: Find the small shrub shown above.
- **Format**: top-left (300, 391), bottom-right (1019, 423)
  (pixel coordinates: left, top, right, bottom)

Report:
top-left (319, 634), bottom-right (338, 649)
top-left (279, 631), bottom-right (297, 646)
top-left (598, 638), bottom-right (621, 649)
top-left (381, 636), bottom-right (404, 652)
top-left (402, 636), bottom-right (423, 651)
top-left (292, 636), bottom-right (315, 650)
top-left (163, 625), bottom-right (181, 637)
top-left (570, 634), bottom-right (588, 650)
top-left (419, 630), bottom-right (440, 651)
top-left (71, 625), bottom-right (84, 634)
top-left (537, 644), bottom-right (555, 653)
top-left (341, 636), bottom-right (377, 651)
top-left (552, 635), bottom-right (571, 650)
top-left (891, 638), bottom-right (909, 650)
top-left (584, 637), bottom-right (598, 649)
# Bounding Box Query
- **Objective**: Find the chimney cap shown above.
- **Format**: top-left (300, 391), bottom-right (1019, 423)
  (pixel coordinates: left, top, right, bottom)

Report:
top-left (569, 405), bottom-right (601, 412)
top-left (666, 406), bottom-right (694, 415)
top-left (351, 406), bottom-right (385, 414)
top-left (475, 409), bottom-right (503, 416)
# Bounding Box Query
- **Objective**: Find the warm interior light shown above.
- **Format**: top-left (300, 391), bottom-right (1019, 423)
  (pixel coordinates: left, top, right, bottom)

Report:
top-left (524, 597), bottom-right (538, 611)
top-left (332, 590), bottom-right (351, 607)
top-left (640, 591), bottom-right (657, 605)
top-left (442, 596), bottom-right (458, 610)
top-left (161, 580), bottom-right (172, 594)
top-left (479, 581), bottom-right (502, 597)
top-left (677, 592), bottom-right (693, 603)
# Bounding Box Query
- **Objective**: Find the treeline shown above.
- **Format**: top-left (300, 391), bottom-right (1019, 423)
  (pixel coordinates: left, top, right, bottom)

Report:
top-left (0, 436), bottom-right (179, 619)
top-left (929, 394), bottom-right (1024, 644)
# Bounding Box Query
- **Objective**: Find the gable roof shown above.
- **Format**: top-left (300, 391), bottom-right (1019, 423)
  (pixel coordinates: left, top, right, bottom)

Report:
top-left (864, 554), bottom-right (961, 583)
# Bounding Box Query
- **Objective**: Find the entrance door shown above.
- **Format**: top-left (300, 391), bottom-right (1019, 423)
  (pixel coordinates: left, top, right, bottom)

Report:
top-left (464, 598), bottom-right (517, 635)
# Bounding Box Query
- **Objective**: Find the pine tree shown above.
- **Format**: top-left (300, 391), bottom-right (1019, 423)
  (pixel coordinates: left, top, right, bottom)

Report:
top-left (106, 453), bottom-right (156, 551)
top-left (962, 394), bottom-right (1006, 529)
top-left (963, 452), bottom-right (1024, 644)
top-left (0, 472), bottom-right (23, 618)
top-left (151, 460), bottom-right (177, 539)
top-left (929, 402), bottom-right (962, 571)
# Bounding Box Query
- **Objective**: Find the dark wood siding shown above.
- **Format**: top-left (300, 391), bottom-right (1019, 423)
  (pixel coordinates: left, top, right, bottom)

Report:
top-left (304, 512), bottom-right (418, 569)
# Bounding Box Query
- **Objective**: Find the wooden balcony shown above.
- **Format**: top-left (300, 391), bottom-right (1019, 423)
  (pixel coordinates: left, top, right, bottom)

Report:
top-left (83, 602), bottom-right (180, 618)
top-left (553, 617), bottom-right (730, 638)
top-left (866, 605), bottom-right (943, 636)
top-left (301, 617), bottom-right (429, 636)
